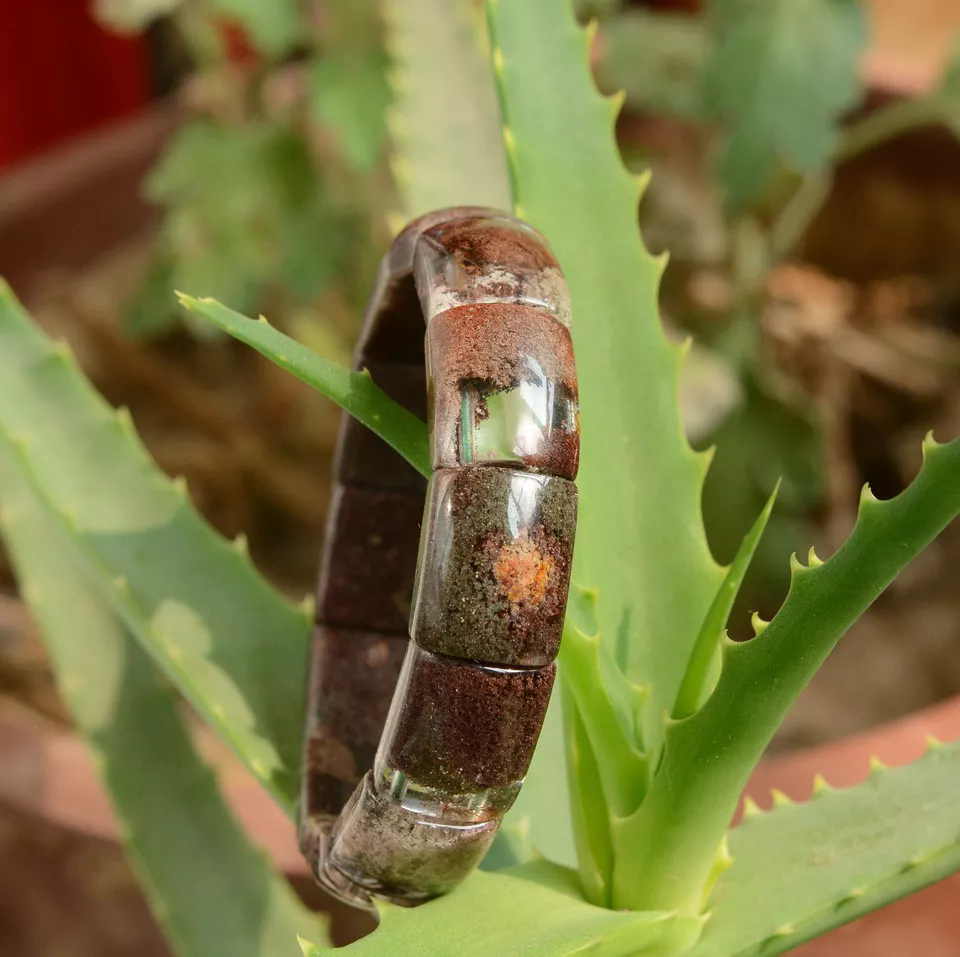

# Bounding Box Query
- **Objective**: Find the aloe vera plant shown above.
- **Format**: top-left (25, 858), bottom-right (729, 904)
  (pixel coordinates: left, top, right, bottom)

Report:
top-left (1, 0), bottom-right (960, 955)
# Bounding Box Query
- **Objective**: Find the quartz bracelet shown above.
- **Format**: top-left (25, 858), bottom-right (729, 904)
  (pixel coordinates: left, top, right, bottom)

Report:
top-left (298, 207), bottom-right (579, 909)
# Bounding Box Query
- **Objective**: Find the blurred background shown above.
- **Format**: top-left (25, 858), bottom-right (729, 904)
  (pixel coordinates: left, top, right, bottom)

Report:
top-left (1, 0), bottom-right (959, 953)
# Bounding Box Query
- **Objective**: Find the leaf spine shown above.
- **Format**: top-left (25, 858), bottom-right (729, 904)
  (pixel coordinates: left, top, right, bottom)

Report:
top-left (770, 788), bottom-right (793, 808)
top-left (750, 611), bottom-right (769, 636)
top-left (921, 430), bottom-right (942, 457)
top-left (297, 937), bottom-right (315, 957)
top-left (583, 18), bottom-right (600, 49)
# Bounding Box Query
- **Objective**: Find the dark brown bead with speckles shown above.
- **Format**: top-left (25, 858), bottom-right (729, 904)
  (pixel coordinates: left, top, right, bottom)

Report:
top-left (411, 467), bottom-right (577, 666)
top-left (380, 644), bottom-right (556, 794)
top-left (298, 626), bottom-right (407, 839)
top-left (317, 485), bottom-right (422, 633)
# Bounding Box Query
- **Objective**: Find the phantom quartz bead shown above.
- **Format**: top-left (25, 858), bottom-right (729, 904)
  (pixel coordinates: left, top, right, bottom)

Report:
top-left (298, 207), bottom-right (579, 910)
top-left (376, 643), bottom-right (556, 804)
top-left (411, 467), bottom-right (576, 666)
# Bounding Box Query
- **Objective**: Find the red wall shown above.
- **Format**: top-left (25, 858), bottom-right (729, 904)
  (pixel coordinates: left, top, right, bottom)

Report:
top-left (0, 2), bottom-right (149, 169)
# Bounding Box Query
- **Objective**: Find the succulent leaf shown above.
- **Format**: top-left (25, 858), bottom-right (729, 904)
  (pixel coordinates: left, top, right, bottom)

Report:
top-left (487, 0), bottom-right (724, 781)
top-left (615, 436), bottom-right (960, 913)
top-left (702, 0), bottom-right (867, 209)
top-left (485, 0), bottom-right (726, 885)
top-left (691, 740), bottom-right (960, 956)
top-left (303, 861), bottom-right (702, 956)
top-left (0, 437), bottom-right (328, 956)
top-left (0, 281), bottom-right (309, 809)
top-left (384, 0), bottom-right (511, 219)
top-left (178, 294), bottom-right (430, 477)
top-left (674, 483), bottom-right (779, 720)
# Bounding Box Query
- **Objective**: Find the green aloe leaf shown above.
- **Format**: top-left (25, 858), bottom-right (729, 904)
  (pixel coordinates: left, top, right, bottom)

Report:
top-left (177, 294), bottom-right (430, 477)
top-left (616, 435), bottom-right (960, 913)
top-left (301, 861), bottom-right (703, 957)
top-left (561, 689), bottom-right (614, 907)
top-left (487, 0), bottom-right (724, 783)
top-left (674, 484), bottom-right (778, 720)
top-left (556, 588), bottom-right (649, 906)
top-left (0, 281), bottom-right (309, 809)
top-left (384, 0), bottom-right (511, 218)
top-left (0, 437), bottom-right (328, 957)
top-left (702, 0), bottom-right (867, 209)
top-left (560, 587), bottom-right (648, 818)
top-left (692, 741), bottom-right (960, 956)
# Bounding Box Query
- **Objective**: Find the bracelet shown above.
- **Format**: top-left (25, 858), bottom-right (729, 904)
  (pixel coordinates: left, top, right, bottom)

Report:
top-left (298, 207), bottom-right (580, 909)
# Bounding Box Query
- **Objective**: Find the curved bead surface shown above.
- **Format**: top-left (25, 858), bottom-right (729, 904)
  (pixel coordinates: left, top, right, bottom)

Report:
top-left (298, 626), bottom-right (407, 870)
top-left (413, 215), bottom-right (572, 327)
top-left (410, 467), bottom-right (577, 666)
top-left (376, 643), bottom-right (555, 805)
top-left (427, 303), bottom-right (579, 478)
top-left (323, 774), bottom-right (498, 906)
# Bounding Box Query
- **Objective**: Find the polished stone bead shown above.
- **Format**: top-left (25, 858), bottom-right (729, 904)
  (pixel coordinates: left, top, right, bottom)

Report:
top-left (376, 643), bottom-right (556, 798)
top-left (355, 207), bottom-right (510, 361)
top-left (298, 626), bottom-right (407, 852)
top-left (413, 215), bottom-right (572, 327)
top-left (426, 302), bottom-right (579, 477)
top-left (317, 485), bottom-right (423, 633)
top-left (321, 773), bottom-right (499, 906)
top-left (410, 466), bottom-right (577, 666)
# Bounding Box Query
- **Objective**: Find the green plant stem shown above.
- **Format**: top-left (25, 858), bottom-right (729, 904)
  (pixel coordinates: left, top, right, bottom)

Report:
top-left (769, 172), bottom-right (832, 262)
top-left (769, 94), bottom-right (947, 264)
top-left (835, 95), bottom-right (948, 163)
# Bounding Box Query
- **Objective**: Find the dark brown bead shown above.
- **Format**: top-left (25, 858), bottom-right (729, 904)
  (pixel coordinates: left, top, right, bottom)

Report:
top-left (414, 216), bottom-right (571, 328)
top-left (317, 486), bottom-right (423, 633)
top-left (380, 645), bottom-right (556, 794)
top-left (298, 626), bottom-right (407, 834)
